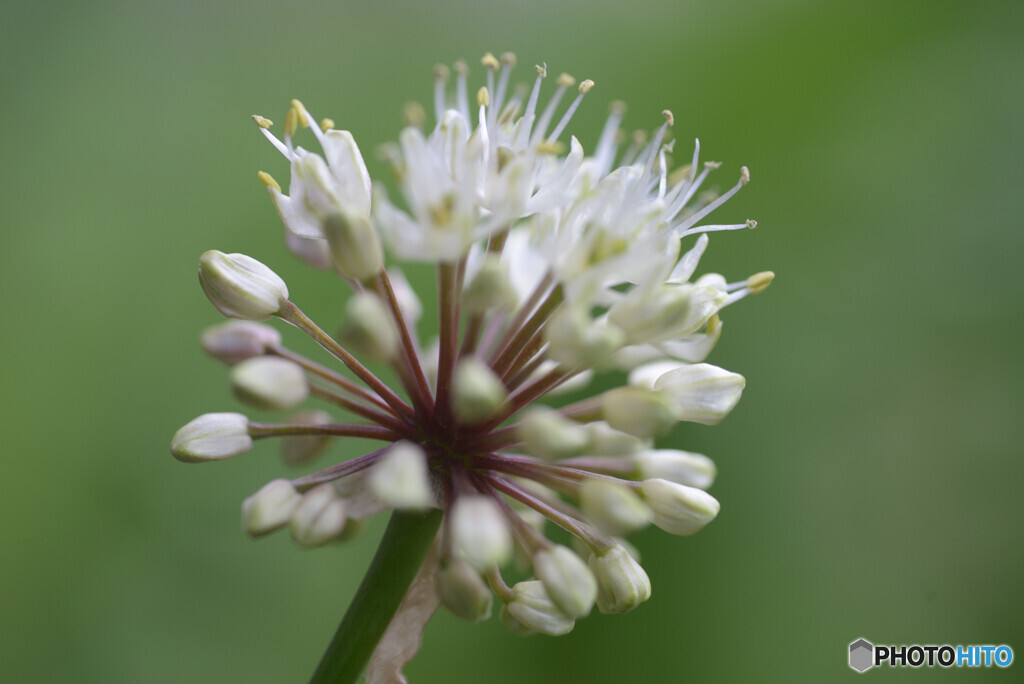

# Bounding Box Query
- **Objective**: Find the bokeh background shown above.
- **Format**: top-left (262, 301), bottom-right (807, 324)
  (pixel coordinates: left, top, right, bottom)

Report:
top-left (2, 0), bottom-right (1021, 681)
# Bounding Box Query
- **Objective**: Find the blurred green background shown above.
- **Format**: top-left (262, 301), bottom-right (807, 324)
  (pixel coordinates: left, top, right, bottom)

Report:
top-left (2, 0), bottom-right (1021, 681)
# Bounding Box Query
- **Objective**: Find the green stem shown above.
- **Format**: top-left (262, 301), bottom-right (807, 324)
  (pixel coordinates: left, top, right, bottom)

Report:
top-left (310, 509), bottom-right (443, 684)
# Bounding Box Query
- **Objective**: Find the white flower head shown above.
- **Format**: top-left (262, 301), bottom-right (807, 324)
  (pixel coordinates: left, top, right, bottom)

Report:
top-left (174, 53), bottom-right (773, 641)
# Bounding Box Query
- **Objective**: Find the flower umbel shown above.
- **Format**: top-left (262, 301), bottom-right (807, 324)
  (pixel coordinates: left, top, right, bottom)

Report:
top-left (174, 53), bottom-right (773, 679)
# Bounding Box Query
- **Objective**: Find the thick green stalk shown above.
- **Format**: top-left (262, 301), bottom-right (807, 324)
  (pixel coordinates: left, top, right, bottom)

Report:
top-left (310, 509), bottom-right (443, 684)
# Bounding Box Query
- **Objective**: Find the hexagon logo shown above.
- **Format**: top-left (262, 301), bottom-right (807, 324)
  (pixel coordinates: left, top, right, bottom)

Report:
top-left (849, 638), bottom-right (874, 672)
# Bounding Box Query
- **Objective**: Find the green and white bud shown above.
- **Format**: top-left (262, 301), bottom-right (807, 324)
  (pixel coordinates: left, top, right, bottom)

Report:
top-left (280, 410), bottom-right (334, 466)
top-left (200, 321), bottom-right (281, 366)
top-left (462, 254), bottom-right (516, 314)
top-left (533, 545), bottom-right (597, 618)
top-left (544, 305), bottom-right (625, 369)
top-left (171, 412), bottom-right (252, 463)
top-left (323, 211), bottom-right (384, 281)
top-left (589, 544), bottom-right (652, 614)
top-left (627, 360), bottom-right (688, 390)
top-left (600, 386), bottom-right (680, 439)
top-left (338, 292), bottom-right (399, 361)
top-left (653, 363), bottom-right (745, 425)
top-left (198, 250), bottom-right (288, 321)
top-left (230, 357), bottom-right (309, 411)
top-left (501, 580), bottom-right (575, 636)
top-left (579, 479), bottom-right (652, 536)
top-left (289, 483), bottom-right (348, 548)
top-left (367, 441), bottom-right (435, 510)
top-left (583, 421), bottom-right (648, 456)
top-left (437, 558), bottom-right (493, 621)
top-left (450, 495), bottom-right (512, 571)
top-left (517, 406), bottom-right (589, 460)
top-left (451, 358), bottom-right (508, 424)
top-left (640, 479), bottom-right (720, 536)
top-left (635, 449), bottom-right (716, 490)
top-left (242, 479), bottom-right (301, 538)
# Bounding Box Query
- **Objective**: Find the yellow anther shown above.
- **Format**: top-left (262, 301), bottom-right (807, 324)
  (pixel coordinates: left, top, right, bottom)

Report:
top-left (251, 115), bottom-right (273, 129)
top-left (746, 271), bottom-right (774, 295)
top-left (403, 101), bottom-right (426, 127)
top-left (481, 52), bottom-right (500, 70)
top-left (740, 165), bottom-right (751, 185)
top-left (632, 130), bottom-right (648, 146)
top-left (668, 165), bottom-right (691, 186)
top-left (454, 59), bottom-right (469, 75)
top-left (477, 86), bottom-right (489, 107)
top-left (609, 100), bottom-right (627, 115)
top-left (501, 52), bottom-right (517, 67)
top-left (556, 73), bottom-right (576, 88)
top-left (283, 107), bottom-right (298, 138)
top-left (257, 171), bottom-right (281, 192)
top-left (745, 219), bottom-right (758, 229)
top-left (535, 140), bottom-right (566, 156)
top-left (662, 109), bottom-right (675, 127)
top-left (319, 118), bottom-right (335, 132)
top-left (704, 160), bottom-right (722, 170)
top-left (706, 313), bottom-right (721, 334)
top-left (434, 64), bottom-right (450, 81)
top-left (290, 99), bottom-right (311, 128)
top-left (535, 63), bottom-right (548, 78)
top-left (579, 79), bottom-right (595, 94)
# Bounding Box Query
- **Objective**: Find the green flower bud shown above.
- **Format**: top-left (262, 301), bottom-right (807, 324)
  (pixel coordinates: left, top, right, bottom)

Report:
top-left (579, 479), bottom-right (652, 536)
top-left (338, 292), bottom-right (399, 361)
top-left (198, 250), bottom-right (288, 321)
top-left (634, 449), bottom-right (716, 490)
top-left (589, 544), bottom-right (652, 614)
top-left (533, 545), bottom-right (597, 618)
top-left (600, 386), bottom-right (679, 438)
top-left (200, 321), bottom-right (281, 366)
top-left (367, 441), bottom-right (435, 510)
top-left (502, 580), bottom-right (575, 636)
top-left (170, 412), bottom-right (252, 463)
top-left (452, 358), bottom-right (508, 424)
top-left (462, 254), bottom-right (516, 314)
top-left (242, 479), bottom-right (301, 538)
top-left (517, 407), bottom-right (589, 460)
top-left (653, 363), bottom-right (745, 425)
top-left (323, 212), bottom-right (383, 281)
top-left (289, 483), bottom-right (348, 548)
top-left (230, 357), bottom-right (309, 411)
top-left (280, 410), bottom-right (334, 466)
top-left (437, 558), bottom-right (493, 622)
top-left (640, 478), bottom-right (720, 536)
top-left (451, 496), bottom-right (512, 571)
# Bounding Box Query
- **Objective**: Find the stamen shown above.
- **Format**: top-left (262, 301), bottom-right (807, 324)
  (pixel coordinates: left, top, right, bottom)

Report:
top-left (319, 118), bottom-right (335, 132)
top-left (292, 99), bottom-right (328, 150)
top-left (530, 73), bottom-right (573, 146)
top-left (673, 167), bottom-right (752, 236)
top-left (454, 60), bottom-right (470, 123)
top-left (482, 53), bottom-right (498, 134)
top-left (257, 170), bottom-right (281, 192)
top-left (545, 79), bottom-right (594, 143)
top-left (493, 52), bottom-right (516, 120)
top-left (593, 101), bottom-right (626, 176)
top-left (514, 64), bottom-right (546, 149)
top-left (639, 111), bottom-right (673, 185)
top-left (251, 115), bottom-right (273, 129)
top-left (403, 102), bottom-right (426, 128)
top-left (433, 64), bottom-right (450, 123)
top-left (254, 119), bottom-right (292, 160)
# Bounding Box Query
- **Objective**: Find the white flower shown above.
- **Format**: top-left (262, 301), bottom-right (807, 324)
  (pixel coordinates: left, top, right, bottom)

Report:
top-left (175, 53), bottom-right (773, 639)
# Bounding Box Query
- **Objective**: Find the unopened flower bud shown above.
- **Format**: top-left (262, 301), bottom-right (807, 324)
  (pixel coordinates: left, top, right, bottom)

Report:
top-left (231, 357), bottom-right (309, 411)
top-left (627, 360), bottom-right (688, 390)
top-left (368, 441), bottom-right (435, 510)
top-left (200, 321), bottom-right (281, 366)
top-left (589, 544), bottom-right (652, 614)
top-left (635, 449), bottom-right (716, 490)
top-left (579, 479), bottom-right (652, 536)
top-left (501, 580), bottom-right (575, 636)
top-left (323, 212), bottom-right (384, 281)
top-left (600, 386), bottom-right (679, 438)
top-left (338, 292), bottom-right (399, 361)
top-left (171, 412), bottom-right (252, 463)
top-left (242, 479), bottom-right (301, 538)
top-left (462, 254), bottom-right (516, 314)
top-left (452, 358), bottom-right (508, 424)
top-left (533, 545), bottom-right (597, 618)
top-left (653, 363), bottom-right (745, 425)
top-left (583, 421), bottom-right (648, 456)
top-left (544, 306), bottom-right (624, 368)
top-left (290, 483), bottom-right (348, 548)
top-left (437, 558), bottom-right (493, 621)
top-left (640, 478), bottom-right (720, 535)
top-left (450, 496), bottom-right (512, 570)
top-left (198, 250), bottom-right (288, 321)
top-left (280, 410), bottom-right (334, 466)
top-left (517, 407), bottom-right (589, 460)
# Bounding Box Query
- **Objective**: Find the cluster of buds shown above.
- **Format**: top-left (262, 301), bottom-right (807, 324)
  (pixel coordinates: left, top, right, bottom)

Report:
top-left (172, 52), bottom-right (772, 634)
